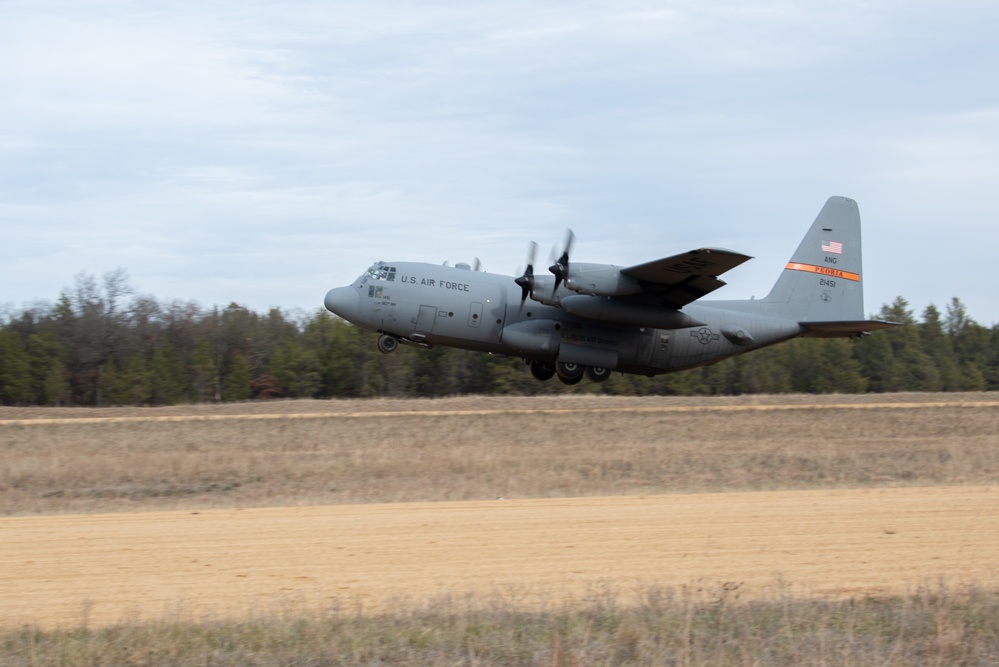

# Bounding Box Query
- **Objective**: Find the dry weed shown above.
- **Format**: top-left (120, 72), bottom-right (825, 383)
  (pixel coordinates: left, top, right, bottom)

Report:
top-left (2, 394), bottom-right (997, 514)
top-left (2, 583), bottom-right (998, 666)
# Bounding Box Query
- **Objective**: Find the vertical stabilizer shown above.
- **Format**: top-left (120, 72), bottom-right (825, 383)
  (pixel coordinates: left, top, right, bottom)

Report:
top-left (763, 196), bottom-right (865, 322)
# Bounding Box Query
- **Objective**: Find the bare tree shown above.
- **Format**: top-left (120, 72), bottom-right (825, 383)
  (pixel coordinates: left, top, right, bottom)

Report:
top-left (65, 268), bottom-right (135, 405)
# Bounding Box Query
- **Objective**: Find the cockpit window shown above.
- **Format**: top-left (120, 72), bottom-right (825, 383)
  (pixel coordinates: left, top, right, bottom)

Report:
top-left (365, 265), bottom-right (397, 282)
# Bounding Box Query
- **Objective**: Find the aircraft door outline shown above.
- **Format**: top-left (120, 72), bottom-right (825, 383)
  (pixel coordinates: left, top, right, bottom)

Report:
top-left (415, 305), bottom-right (437, 334)
top-left (650, 331), bottom-right (672, 369)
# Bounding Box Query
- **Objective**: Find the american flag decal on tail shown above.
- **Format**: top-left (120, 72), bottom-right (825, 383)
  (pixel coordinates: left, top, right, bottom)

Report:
top-left (821, 240), bottom-right (843, 254)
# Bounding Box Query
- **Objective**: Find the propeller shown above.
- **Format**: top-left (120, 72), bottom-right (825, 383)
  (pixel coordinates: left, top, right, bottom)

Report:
top-left (473, 257), bottom-right (482, 272)
top-left (514, 241), bottom-right (539, 306)
top-left (548, 229), bottom-right (575, 298)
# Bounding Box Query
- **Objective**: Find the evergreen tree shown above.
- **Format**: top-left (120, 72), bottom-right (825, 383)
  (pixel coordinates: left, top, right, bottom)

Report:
top-left (306, 313), bottom-right (361, 397)
top-left (813, 339), bottom-right (867, 393)
top-left (98, 356), bottom-right (124, 405)
top-left (919, 304), bottom-right (959, 390)
top-left (42, 357), bottom-right (69, 406)
top-left (149, 341), bottom-right (188, 404)
top-left (854, 327), bottom-right (897, 392)
top-left (733, 345), bottom-right (792, 394)
top-left (945, 298), bottom-right (990, 390)
top-left (0, 329), bottom-right (32, 404)
top-left (270, 340), bottom-right (322, 397)
top-left (4, 278), bottom-right (999, 403)
top-left (984, 326), bottom-right (999, 389)
top-left (407, 345), bottom-right (457, 397)
top-left (119, 352), bottom-right (153, 405)
top-left (222, 353), bottom-right (253, 401)
top-left (867, 297), bottom-right (939, 391)
top-left (477, 354), bottom-right (533, 395)
top-left (26, 331), bottom-right (68, 405)
top-left (192, 339), bottom-right (220, 403)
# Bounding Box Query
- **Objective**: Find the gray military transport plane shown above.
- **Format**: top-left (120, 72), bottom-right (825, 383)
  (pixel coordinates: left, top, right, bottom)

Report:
top-left (324, 196), bottom-right (900, 384)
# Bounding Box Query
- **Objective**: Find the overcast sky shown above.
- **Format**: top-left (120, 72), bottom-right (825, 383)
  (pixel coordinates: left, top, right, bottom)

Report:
top-left (2, 1), bottom-right (997, 323)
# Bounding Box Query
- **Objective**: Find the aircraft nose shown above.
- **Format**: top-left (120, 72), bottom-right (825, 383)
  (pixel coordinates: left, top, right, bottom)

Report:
top-left (324, 286), bottom-right (359, 318)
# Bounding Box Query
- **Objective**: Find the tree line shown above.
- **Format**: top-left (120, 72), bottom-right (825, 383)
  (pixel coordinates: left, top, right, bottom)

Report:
top-left (1, 270), bottom-right (996, 406)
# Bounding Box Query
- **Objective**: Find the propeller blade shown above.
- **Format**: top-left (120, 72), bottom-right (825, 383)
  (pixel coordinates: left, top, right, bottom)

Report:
top-left (514, 241), bottom-right (538, 305)
top-left (548, 229), bottom-right (575, 298)
top-left (514, 267), bottom-right (533, 303)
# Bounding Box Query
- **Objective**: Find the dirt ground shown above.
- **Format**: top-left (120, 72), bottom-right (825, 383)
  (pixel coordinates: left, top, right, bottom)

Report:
top-left (3, 486), bottom-right (997, 629)
top-left (3, 391), bottom-right (997, 424)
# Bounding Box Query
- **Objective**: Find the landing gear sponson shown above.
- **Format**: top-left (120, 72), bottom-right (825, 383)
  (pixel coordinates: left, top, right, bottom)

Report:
top-left (378, 337), bottom-right (611, 385)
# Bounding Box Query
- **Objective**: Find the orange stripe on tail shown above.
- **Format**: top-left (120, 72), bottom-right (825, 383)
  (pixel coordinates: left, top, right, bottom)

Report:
top-left (784, 262), bottom-right (860, 282)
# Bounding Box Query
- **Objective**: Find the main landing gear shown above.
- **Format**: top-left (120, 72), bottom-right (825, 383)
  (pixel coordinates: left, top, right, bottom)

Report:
top-left (529, 360), bottom-right (611, 384)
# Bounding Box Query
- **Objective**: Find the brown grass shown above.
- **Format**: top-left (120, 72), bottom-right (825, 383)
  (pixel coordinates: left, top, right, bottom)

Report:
top-left (3, 394), bottom-right (999, 664)
top-left (2, 393), bottom-right (997, 515)
top-left (4, 584), bottom-right (999, 666)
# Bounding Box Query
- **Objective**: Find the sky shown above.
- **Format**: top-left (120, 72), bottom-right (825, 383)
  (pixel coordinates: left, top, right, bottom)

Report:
top-left (2, 0), bottom-right (998, 324)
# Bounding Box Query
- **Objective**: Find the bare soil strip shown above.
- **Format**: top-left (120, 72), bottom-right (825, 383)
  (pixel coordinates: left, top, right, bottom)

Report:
top-left (4, 399), bottom-right (999, 427)
top-left (2, 391), bottom-right (996, 421)
top-left (3, 486), bottom-right (997, 629)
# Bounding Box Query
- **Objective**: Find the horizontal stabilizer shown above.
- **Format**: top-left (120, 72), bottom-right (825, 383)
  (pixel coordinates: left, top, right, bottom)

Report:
top-left (798, 319), bottom-right (903, 338)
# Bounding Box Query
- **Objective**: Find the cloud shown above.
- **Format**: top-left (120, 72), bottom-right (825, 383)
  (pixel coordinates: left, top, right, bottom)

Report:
top-left (1, 0), bottom-right (998, 322)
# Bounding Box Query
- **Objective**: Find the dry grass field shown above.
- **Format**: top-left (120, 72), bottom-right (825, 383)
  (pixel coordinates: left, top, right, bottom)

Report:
top-left (2, 392), bottom-right (998, 514)
top-left (2, 393), bottom-right (999, 665)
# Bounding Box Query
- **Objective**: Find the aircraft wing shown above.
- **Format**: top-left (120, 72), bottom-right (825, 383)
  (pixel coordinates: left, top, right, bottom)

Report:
top-left (621, 248), bottom-right (753, 308)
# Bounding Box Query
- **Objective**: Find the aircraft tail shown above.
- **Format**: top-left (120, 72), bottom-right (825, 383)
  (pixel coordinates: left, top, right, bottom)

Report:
top-left (761, 196), bottom-right (898, 336)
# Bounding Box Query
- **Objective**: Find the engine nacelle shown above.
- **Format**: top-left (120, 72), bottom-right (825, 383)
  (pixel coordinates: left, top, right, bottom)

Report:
top-left (564, 263), bottom-right (642, 297)
top-left (500, 319), bottom-right (560, 356)
top-left (528, 274), bottom-right (560, 305)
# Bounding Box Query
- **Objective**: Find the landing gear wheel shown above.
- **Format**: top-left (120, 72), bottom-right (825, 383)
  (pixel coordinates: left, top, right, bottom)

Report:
top-left (556, 361), bottom-right (584, 385)
top-left (529, 360), bottom-right (555, 381)
top-left (586, 366), bottom-right (611, 383)
top-left (377, 335), bottom-right (399, 354)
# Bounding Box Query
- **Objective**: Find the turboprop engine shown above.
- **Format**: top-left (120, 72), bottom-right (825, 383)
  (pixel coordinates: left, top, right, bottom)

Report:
top-left (564, 263), bottom-right (643, 297)
top-left (544, 229), bottom-right (643, 298)
top-left (529, 266), bottom-right (643, 305)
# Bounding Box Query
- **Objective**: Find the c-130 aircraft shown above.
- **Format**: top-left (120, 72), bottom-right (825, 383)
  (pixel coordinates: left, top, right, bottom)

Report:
top-left (325, 196), bottom-right (899, 385)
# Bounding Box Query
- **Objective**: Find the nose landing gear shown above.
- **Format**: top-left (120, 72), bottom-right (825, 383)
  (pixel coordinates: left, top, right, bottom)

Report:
top-left (377, 335), bottom-right (399, 354)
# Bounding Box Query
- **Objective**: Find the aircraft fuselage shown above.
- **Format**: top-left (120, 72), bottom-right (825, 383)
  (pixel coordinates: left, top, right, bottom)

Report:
top-left (324, 260), bottom-right (803, 379)
top-left (324, 197), bottom-right (898, 384)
